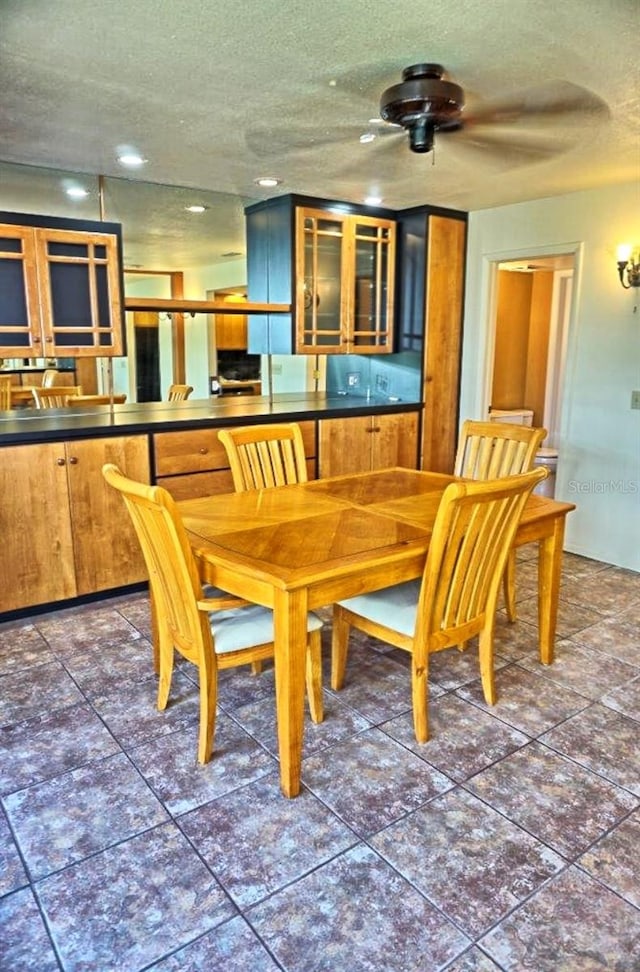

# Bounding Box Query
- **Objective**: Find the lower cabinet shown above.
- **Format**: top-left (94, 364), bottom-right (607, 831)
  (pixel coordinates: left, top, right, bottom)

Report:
top-left (154, 420), bottom-right (318, 499)
top-left (318, 411), bottom-right (419, 477)
top-left (1, 435), bottom-right (150, 613)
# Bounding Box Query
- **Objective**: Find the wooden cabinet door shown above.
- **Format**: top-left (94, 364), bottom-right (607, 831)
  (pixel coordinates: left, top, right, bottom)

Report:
top-left (370, 413), bottom-right (419, 470)
top-left (294, 209), bottom-right (396, 355)
top-left (35, 228), bottom-right (124, 357)
top-left (349, 216), bottom-right (395, 354)
top-left (319, 416), bottom-right (371, 477)
top-left (0, 225), bottom-right (43, 355)
top-left (215, 293), bottom-right (248, 349)
top-left (319, 413), bottom-right (419, 477)
top-left (0, 443), bottom-right (77, 612)
top-left (66, 436), bottom-right (150, 594)
top-left (295, 208), bottom-right (348, 353)
top-left (0, 222), bottom-right (124, 359)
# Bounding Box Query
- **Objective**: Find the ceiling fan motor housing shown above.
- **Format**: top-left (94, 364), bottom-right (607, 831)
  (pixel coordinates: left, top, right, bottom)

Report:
top-left (380, 64), bottom-right (465, 152)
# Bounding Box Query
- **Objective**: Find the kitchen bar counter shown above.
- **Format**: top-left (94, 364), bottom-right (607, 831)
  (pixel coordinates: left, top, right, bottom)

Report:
top-left (1, 392), bottom-right (422, 618)
top-left (0, 393), bottom-right (421, 446)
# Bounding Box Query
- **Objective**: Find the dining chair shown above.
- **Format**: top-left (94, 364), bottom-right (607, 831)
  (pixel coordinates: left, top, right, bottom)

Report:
top-left (218, 422), bottom-right (308, 492)
top-left (68, 393), bottom-right (127, 406)
top-left (167, 384), bottom-right (193, 401)
top-left (102, 463), bottom-right (324, 763)
top-left (331, 467), bottom-right (546, 743)
top-left (42, 368), bottom-right (59, 388)
top-left (0, 375), bottom-right (12, 410)
top-left (32, 385), bottom-right (82, 408)
top-left (454, 418), bottom-right (547, 622)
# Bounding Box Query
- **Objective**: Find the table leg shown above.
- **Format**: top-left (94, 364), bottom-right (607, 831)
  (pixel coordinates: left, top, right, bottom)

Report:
top-left (537, 515), bottom-right (567, 665)
top-left (273, 587), bottom-right (309, 798)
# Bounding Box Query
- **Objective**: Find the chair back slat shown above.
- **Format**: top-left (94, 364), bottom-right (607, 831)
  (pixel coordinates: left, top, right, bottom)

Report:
top-left (0, 375), bottom-right (12, 410)
top-left (167, 384), bottom-right (193, 401)
top-left (32, 385), bottom-right (82, 408)
top-left (455, 419), bottom-right (547, 479)
top-left (219, 423), bottom-right (308, 492)
top-left (42, 369), bottom-right (59, 388)
top-left (416, 468), bottom-right (546, 650)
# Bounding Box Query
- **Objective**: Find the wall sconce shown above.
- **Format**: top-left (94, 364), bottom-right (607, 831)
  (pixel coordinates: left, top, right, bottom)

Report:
top-left (616, 244), bottom-right (640, 289)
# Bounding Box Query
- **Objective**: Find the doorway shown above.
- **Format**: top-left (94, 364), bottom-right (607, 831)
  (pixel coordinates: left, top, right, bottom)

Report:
top-left (488, 252), bottom-right (575, 449)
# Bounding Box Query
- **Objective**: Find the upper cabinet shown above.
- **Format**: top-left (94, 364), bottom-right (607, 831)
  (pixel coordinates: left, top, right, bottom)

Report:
top-left (296, 207), bottom-right (395, 354)
top-left (246, 194), bottom-right (396, 355)
top-left (0, 212), bottom-right (125, 358)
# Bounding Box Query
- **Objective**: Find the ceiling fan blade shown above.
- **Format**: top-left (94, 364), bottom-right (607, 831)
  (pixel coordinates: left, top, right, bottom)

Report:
top-left (448, 123), bottom-right (578, 165)
top-left (246, 123), bottom-right (364, 159)
top-left (246, 118), bottom-right (405, 161)
top-left (462, 79), bottom-right (609, 129)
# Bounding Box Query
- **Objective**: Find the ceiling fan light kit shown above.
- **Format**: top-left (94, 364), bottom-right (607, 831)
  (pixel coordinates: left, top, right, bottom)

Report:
top-left (380, 64), bottom-right (464, 153)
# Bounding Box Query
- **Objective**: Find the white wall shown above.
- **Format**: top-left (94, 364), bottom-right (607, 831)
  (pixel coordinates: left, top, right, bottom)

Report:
top-left (461, 182), bottom-right (640, 570)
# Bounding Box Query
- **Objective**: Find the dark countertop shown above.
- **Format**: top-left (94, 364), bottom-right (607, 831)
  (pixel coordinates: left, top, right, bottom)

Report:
top-left (0, 393), bottom-right (422, 446)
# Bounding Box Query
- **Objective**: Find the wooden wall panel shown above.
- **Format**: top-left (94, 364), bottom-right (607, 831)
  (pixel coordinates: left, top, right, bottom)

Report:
top-left (421, 215), bottom-right (466, 474)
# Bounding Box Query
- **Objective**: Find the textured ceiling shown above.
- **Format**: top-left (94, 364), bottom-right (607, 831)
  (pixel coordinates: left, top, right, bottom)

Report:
top-left (1, 0), bottom-right (638, 269)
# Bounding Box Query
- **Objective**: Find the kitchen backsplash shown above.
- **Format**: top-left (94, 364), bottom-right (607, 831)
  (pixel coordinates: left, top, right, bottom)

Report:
top-left (326, 352), bottom-right (421, 402)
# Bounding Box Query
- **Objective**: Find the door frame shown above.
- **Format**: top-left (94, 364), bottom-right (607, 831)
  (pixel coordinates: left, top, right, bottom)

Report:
top-left (479, 242), bottom-right (584, 443)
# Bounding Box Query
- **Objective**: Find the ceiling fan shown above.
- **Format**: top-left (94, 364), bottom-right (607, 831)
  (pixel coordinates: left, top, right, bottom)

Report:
top-left (377, 62), bottom-right (609, 157)
top-left (247, 62), bottom-right (609, 169)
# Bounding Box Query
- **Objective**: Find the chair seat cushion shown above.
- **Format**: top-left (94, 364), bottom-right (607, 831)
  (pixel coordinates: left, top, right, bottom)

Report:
top-left (338, 579), bottom-right (421, 638)
top-left (211, 604), bottom-right (323, 655)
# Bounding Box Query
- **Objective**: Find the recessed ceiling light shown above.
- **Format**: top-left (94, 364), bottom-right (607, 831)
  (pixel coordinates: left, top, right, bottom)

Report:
top-left (65, 186), bottom-right (89, 199)
top-left (359, 132), bottom-right (376, 144)
top-left (117, 152), bottom-right (147, 168)
top-left (365, 195), bottom-right (382, 206)
top-left (254, 177), bottom-right (281, 188)
top-left (185, 204), bottom-right (208, 213)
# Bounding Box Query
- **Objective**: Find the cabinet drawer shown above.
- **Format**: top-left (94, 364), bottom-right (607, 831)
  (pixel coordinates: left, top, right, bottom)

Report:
top-left (154, 421), bottom-right (316, 478)
top-left (157, 469), bottom-right (234, 501)
top-left (154, 429), bottom-right (229, 476)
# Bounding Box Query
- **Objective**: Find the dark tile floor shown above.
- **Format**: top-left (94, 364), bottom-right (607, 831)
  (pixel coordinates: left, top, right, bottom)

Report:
top-left (1, 548), bottom-right (639, 971)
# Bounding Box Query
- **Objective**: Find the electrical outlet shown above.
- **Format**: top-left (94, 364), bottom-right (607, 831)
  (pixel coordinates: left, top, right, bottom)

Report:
top-left (271, 363), bottom-right (282, 375)
top-left (347, 372), bottom-right (361, 387)
top-left (631, 390), bottom-right (640, 410)
top-left (375, 374), bottom-right (389, 395)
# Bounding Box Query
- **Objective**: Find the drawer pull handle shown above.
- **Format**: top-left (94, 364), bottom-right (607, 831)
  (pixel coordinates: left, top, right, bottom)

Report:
top-left (56, 457), bottom-right (66, 466)
top-left (198, 447), bottom-right (208, 455)
top-left (68, 456), bottom-right (78, 465)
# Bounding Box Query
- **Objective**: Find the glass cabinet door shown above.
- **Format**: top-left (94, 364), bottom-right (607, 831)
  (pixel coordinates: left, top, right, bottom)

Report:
top-left (35, 229), bottom-right (124, 357)
top-left (0, 225), bottom-right (42, 354)
top-left (351, 217), bottom-right (395, 352)
top-left (296, 209), bottom-right (346, 351)
top-left (0, 222), bottom-right (124, 358)
top-left (295, 208), bottom-right (395, 354)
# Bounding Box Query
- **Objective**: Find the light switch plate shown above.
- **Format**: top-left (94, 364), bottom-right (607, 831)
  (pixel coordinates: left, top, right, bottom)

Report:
top-left (631, 390), bottom-right (640, 410)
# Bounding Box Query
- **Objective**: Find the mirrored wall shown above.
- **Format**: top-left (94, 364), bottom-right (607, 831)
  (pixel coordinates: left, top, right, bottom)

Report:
top-left (0, 160), bottom-right (259, 403)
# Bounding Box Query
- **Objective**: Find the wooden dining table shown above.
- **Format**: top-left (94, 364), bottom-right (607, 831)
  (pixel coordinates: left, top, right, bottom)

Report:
top-left (179, 467), bottom-right (575, 798)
